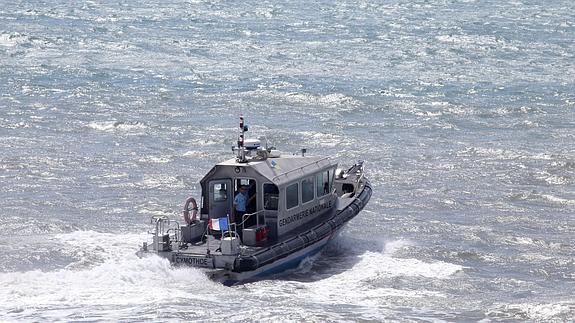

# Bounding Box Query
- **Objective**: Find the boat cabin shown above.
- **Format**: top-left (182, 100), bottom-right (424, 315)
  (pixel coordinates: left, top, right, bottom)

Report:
top-left (197, 151), bottom-right (338, 245)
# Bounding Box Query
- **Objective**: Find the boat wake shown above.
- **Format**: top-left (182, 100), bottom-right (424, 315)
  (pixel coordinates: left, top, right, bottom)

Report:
top-left (0, 231), bottom-right (221, 321)
top-left (3, 230), bottom-right (568, 321)
top-left (243, 234), bottom-right (464, 319)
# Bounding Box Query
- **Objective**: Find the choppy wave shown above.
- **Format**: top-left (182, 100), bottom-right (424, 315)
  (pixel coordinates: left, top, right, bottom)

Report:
top-left (87, 121), bottom-right (147, 133)
top-left (243, 238), bottom-right (463, 320)
top-left (510, 190), bottom-right (575, 207)
top-left (0, 231), bottom-right (220, 320)
top-left (487, 302), bottom-right (573, 321)
top-left (0, 33), bottom-right (36, 48)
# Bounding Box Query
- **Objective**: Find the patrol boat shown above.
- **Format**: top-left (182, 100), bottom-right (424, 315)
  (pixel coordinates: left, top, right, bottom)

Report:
top-left (139, 117), bottom-right (372, 285)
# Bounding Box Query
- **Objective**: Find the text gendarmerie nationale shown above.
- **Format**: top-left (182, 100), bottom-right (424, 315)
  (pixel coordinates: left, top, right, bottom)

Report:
top-left (279, 201), bottom-right (332, 227)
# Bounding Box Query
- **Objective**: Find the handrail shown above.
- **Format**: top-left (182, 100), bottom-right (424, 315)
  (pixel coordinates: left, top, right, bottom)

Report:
top-left (149, 215), bottom-right (181, 246)
top-left (353, 162), bottom-right (366, 193)
top-left (336, 161), bottom-right (366, 198)
top-left (149, 215), bottom-right (169, 235)
top-left (271, 157), bottom-right (331, 183)
top-left (354, 172), bottom-right (365, 194)
top-left (240, 210), bottom-right (265, 231)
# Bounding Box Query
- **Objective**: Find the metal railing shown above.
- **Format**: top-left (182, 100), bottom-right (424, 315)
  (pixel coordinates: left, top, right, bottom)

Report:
top-left (149, 215), bottom-right (181, 248)
top-left (338, 161), bottom-right (366, 198)
top-left (240, 209), bottom-right (265, 230)
top-left (352, 161), bottom-right (366, 193)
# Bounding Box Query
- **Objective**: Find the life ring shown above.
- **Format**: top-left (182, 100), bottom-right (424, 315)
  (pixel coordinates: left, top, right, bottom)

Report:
top-left (183, 197), bottom-right (198, 225)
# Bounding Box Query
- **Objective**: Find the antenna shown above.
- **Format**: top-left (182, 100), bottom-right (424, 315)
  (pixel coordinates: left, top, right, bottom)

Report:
top-left (237, 116), bottom-right (248, 162)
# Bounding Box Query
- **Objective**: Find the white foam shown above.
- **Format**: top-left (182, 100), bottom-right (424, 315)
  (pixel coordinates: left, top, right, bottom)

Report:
top-left (490, 302), bottom-right (572, 320)
top-left (183, 150), bottom-right (209, 158)
top-left (138, 174), bottom-right (185, 190)
top-left (535, 171), bottom-right (569, 185)
top-left (297, 131), bottom-right (347, 148)
top-left (415, 110), bottom-right (443, 117)
top-left (0, 231), bottom-right (221, 315)
top-left (540, 194), bottom-right (575, 206)
top-left (472, 147), bottom-right (522, 160)
top-left (0, 255), bottom-right (211, 309)
top-left (0, 33), bottom-right (25, 47)
top-left (248, 239), bottom-right (463, 308)
top-left (90, 172), bottom-right (129, 179)
top-left (137, 155), bottom-right (173, 164)
top-left (514, 190), bottom-right (575, 206)
top-left (352, 250), bottom-right (463, 281)
top-left (441, 32), bottom-right (521, 53)
top-left (86, 121), bottom-right (118, 132)
top-left (382, 239), bottom-right (413, 255)
top-left (87, 121), bottom-right (147, 132)
top-left (504, 236), bottom-right (536, 246)
top-left (249, 90), bottom-right (360, 112)
top-left (136, 206), bottom-right (175, 217)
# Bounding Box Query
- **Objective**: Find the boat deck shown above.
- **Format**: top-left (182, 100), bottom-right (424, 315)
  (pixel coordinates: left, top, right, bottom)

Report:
top-left (174, 205), bottom-right (338, 257)
top-left (168, 172), bottom-right (365, 259)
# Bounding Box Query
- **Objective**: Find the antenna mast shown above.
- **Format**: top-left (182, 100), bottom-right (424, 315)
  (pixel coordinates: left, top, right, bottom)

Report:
top-left (237, 116), bottom-right (247, 162)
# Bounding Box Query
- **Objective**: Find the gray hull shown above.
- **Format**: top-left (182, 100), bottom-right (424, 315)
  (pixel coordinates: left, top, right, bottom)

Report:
top-left (139, 179), bottom-right (371, 285)
top-left (233, 180), bottom-right (372, 274)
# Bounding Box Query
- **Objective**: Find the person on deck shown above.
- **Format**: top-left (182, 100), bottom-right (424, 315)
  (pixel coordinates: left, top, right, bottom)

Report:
top-left (233, 186), bottom-right (248, 228)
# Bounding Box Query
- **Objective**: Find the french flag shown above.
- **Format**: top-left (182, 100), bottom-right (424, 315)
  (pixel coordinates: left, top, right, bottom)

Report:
top-left (208, 217), bottom-right (229, 231)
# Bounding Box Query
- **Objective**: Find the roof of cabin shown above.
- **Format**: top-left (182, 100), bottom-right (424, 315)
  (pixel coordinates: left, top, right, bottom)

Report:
top-left (201, 155), bottom-right (336, 187)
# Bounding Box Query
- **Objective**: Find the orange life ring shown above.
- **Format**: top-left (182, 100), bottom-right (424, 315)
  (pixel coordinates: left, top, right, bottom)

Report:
top-left (183, 197), bottom-right (198, 225)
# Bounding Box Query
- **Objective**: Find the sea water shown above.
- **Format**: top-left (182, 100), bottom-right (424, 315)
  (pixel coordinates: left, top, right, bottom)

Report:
top-left (1, 0), bottom-right (574, 320)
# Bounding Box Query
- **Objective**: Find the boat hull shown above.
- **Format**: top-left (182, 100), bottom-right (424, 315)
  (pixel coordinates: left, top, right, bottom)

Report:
top-left (141, 180), bottom-right (372, 286)
top-left (211, 230), bottom-right (336, 286)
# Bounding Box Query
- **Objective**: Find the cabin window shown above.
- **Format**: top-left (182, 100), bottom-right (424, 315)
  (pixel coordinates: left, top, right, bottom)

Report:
top-left (317, 171), bottom-right (329, 197)
top-left (286, 183), bottom-right (299, 209)
top-left (316, 173), bottom-right (324, 197)
top-left (264, 183), bottom-right (279, 210)
top-left (301, 177), bottom-right (315, 204)
top-left (213, 183), bottom-right (228, 202)
top-left (328, 168), bottom-right (335, 193)
top-left (316, 168), bottom-right (335, 197)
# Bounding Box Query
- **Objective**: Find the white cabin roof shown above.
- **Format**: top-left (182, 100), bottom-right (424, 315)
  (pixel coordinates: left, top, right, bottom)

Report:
top-left (204, 155), bottom-right (335, 187)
